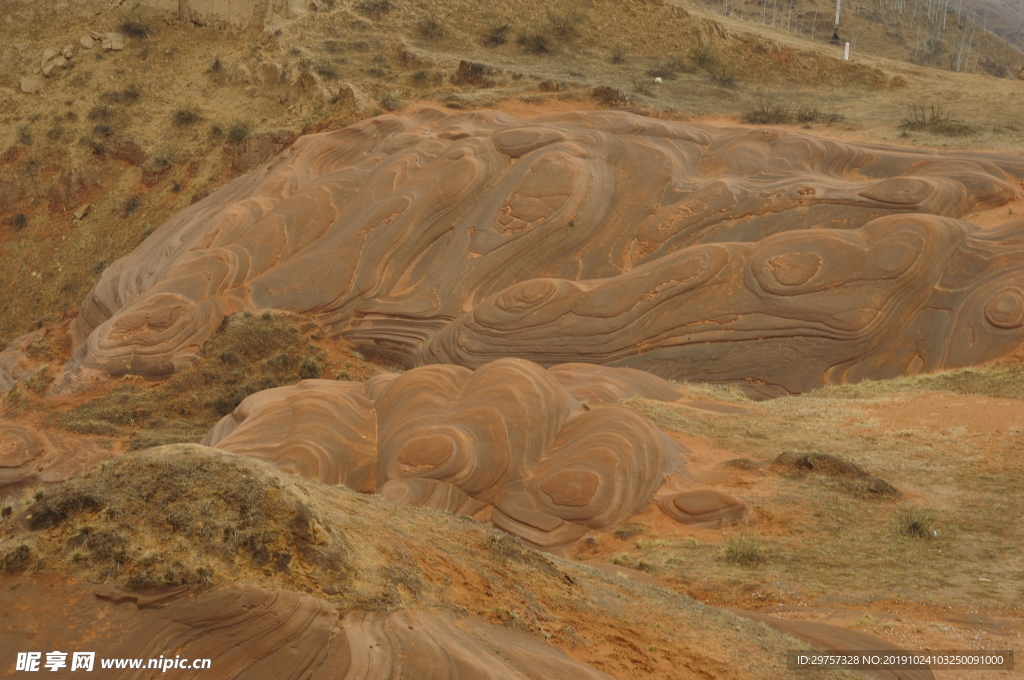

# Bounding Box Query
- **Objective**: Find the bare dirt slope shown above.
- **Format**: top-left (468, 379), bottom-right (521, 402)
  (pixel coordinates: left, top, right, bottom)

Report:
top-left (0, 444), bottom-right (844, 680)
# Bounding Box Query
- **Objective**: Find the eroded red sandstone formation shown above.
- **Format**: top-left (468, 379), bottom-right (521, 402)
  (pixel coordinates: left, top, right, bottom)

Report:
top-left (201, 359), bottom-right (749, 547)
top-left (5, 108), bottom-right (1018, 395)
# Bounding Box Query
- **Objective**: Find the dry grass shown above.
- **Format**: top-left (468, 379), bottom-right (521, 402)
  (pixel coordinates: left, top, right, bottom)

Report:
top-left (2, 446), bottom-right (350, 589)
top-left (53, 312), bottom-right (331, 448)
top-left (812, 364), bottom-right (1024, 401)
top-left (721, 532), bottom-right (766, 565)
top-left (613, 378), bottom-right (1024, 609)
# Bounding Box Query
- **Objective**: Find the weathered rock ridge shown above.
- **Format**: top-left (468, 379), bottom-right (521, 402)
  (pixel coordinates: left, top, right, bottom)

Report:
top-left (5, 108), bottom-right (1024, 395)
top-left (201, 359), bottom-right (750, 547)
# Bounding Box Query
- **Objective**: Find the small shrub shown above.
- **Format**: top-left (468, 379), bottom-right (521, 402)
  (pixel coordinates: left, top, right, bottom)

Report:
top-left (1, 544), bottom-right (31, 573)
top-left (88, 105), bottom-right (113, 121)
top-left (101, 84), bottom-right (141, 105)
top-left (546, 2), bottom-right (588, 39)
top-left (609, 552), bottom-right (634, 566)
top-left (1, 505), bottom-right (12, 518)
top-left (707, 63), bottom-right (738, 87)
top-left (172, 104), bottom-right (202, 127)
top-left (380, 92), bottom-right (403, 111)
top-left (6, 213), bottom-right (27, 231)
top-left (355, 0), bottom-right (391, 15)
top-left (227, 121), bottom-right (253, 144)
top-left (899, 103), bottom-right (973, 136)
top-left (796, 107), bottom-right (846, 124)
top-left (742, 98), bottom-right (792, 125)
top-left (313, 60), bottom-right (340, 80)
top-left (612, 522), bottom-right (644, 539)
top-left (483, 23), bottom-right (510, 46)
top-left (632, 77), bottom-right (654, 97)
top-left (209, 56), bottom-right (223, 73)
top-left (691, 45), bottom-right (720, 70)
top-left (122, 195), bottom-right (141, 217)
top-left (895, 505), bottom-right (935, 538)
top-left (17, 125), bottom-right (32, 145)
top-left (119, 20), bottom-right (149, 37)
top-left (517, 28), bottom-right (552, 54)
top-left (411, 69), bottom-right (430, 85)
top-left (610, 44), bottom-right (627, 64)
top-left (721, 532), bottom-right (765, 565)
top-left (417, 14), bottom-right (442, 39)
top-left (646, 56), bottom-right (690, 80)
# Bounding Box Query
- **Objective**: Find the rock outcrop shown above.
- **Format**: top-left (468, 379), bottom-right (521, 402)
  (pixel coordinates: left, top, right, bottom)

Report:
top-left (6, 109), bottom-right (1024, 395)
top-left (199, 359), bottom-right (749, 546)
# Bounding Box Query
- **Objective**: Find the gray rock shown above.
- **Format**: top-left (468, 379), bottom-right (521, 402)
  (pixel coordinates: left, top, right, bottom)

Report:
top-left (40, 47), bottom-right (58, 70)
top-left (101, 33), bottom-right (124, 50)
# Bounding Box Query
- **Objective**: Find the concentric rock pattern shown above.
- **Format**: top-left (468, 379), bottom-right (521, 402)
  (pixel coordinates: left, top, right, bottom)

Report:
top-left (202, 359), bottom-right (749, 546)
top-left (32, 108), bottom-right (1024, 395)
top-left (0, 579), bottom-right (617, 680)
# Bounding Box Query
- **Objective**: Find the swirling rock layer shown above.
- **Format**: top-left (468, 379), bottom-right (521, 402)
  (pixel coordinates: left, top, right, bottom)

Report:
top-left (202, 359), bottom-right (745, 546)
top-left (41, 109), bottom-right (1024, 393)
top-left (0, 422), bottom-right (108, 494)
top-left (0, 578), bottom-right (616, 680)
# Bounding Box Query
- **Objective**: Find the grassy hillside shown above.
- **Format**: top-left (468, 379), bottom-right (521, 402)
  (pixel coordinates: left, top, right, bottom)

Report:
top-left (2, 0), bottom-right (1023, 347)
top-left (686, 0), bottom-right (1023, 76)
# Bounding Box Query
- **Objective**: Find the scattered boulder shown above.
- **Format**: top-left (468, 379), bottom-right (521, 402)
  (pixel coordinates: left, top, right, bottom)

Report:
top-left (80, 35), bottom-right (94, 49)
top-left (73, 203), bottom-right (91, 220)
top-left (61, 45), bottom-right (74, 59)
top-left (260, 62), bottom-right (284, 89)
top-left (40, 47), bottom-right (58, 69)
top-left (296, 71), bottom-right (336, 104)
top-left (19, 75), bottom-right (42, 94)
top-left (335, 82), bottom-right (371, 116)
top-left (451, 60), bottom-right (498, 87)
top-left (591, 85), bottom-right (629, 106)
top-left (42, 56), bottom-right (67, 77)
top-left (1018, 66), bottom-right (1024, 81)
top-left (101, 33), bottom-right (125, 51)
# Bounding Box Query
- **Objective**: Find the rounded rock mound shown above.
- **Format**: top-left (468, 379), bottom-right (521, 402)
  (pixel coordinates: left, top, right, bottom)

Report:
top-left (17, 108), bottom-right (1022, 397)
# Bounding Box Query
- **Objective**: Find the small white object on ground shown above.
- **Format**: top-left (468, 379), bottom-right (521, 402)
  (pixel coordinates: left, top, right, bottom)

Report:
top-left (654, 77), bottom-right (663, 84)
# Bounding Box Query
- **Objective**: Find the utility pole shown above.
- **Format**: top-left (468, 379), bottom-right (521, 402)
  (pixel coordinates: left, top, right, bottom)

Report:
top-left (832, 0), bottom-right (842, 40)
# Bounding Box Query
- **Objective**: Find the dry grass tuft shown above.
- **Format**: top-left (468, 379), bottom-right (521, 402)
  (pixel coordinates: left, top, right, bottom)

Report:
top-left (54, 312), bottom-right (330, 448)
top-left (721, 532), bottom-right (766, 565)
top-left (894, 505), bottom-right (936, 538)
top-left (172, 104), bottom-right (203, 128)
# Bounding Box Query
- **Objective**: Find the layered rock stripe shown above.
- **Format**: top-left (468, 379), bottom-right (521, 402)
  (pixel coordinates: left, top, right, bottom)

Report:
top-left (202, 359), bottom-right (750, 547)
top-left (10, 108), bottom-right (1020, 396)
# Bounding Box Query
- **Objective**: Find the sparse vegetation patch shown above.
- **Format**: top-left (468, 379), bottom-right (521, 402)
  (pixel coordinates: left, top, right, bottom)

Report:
top-left (899, 104), bottom-right (974, 136)
top-left (55, 312), bottom-right (330, 449)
